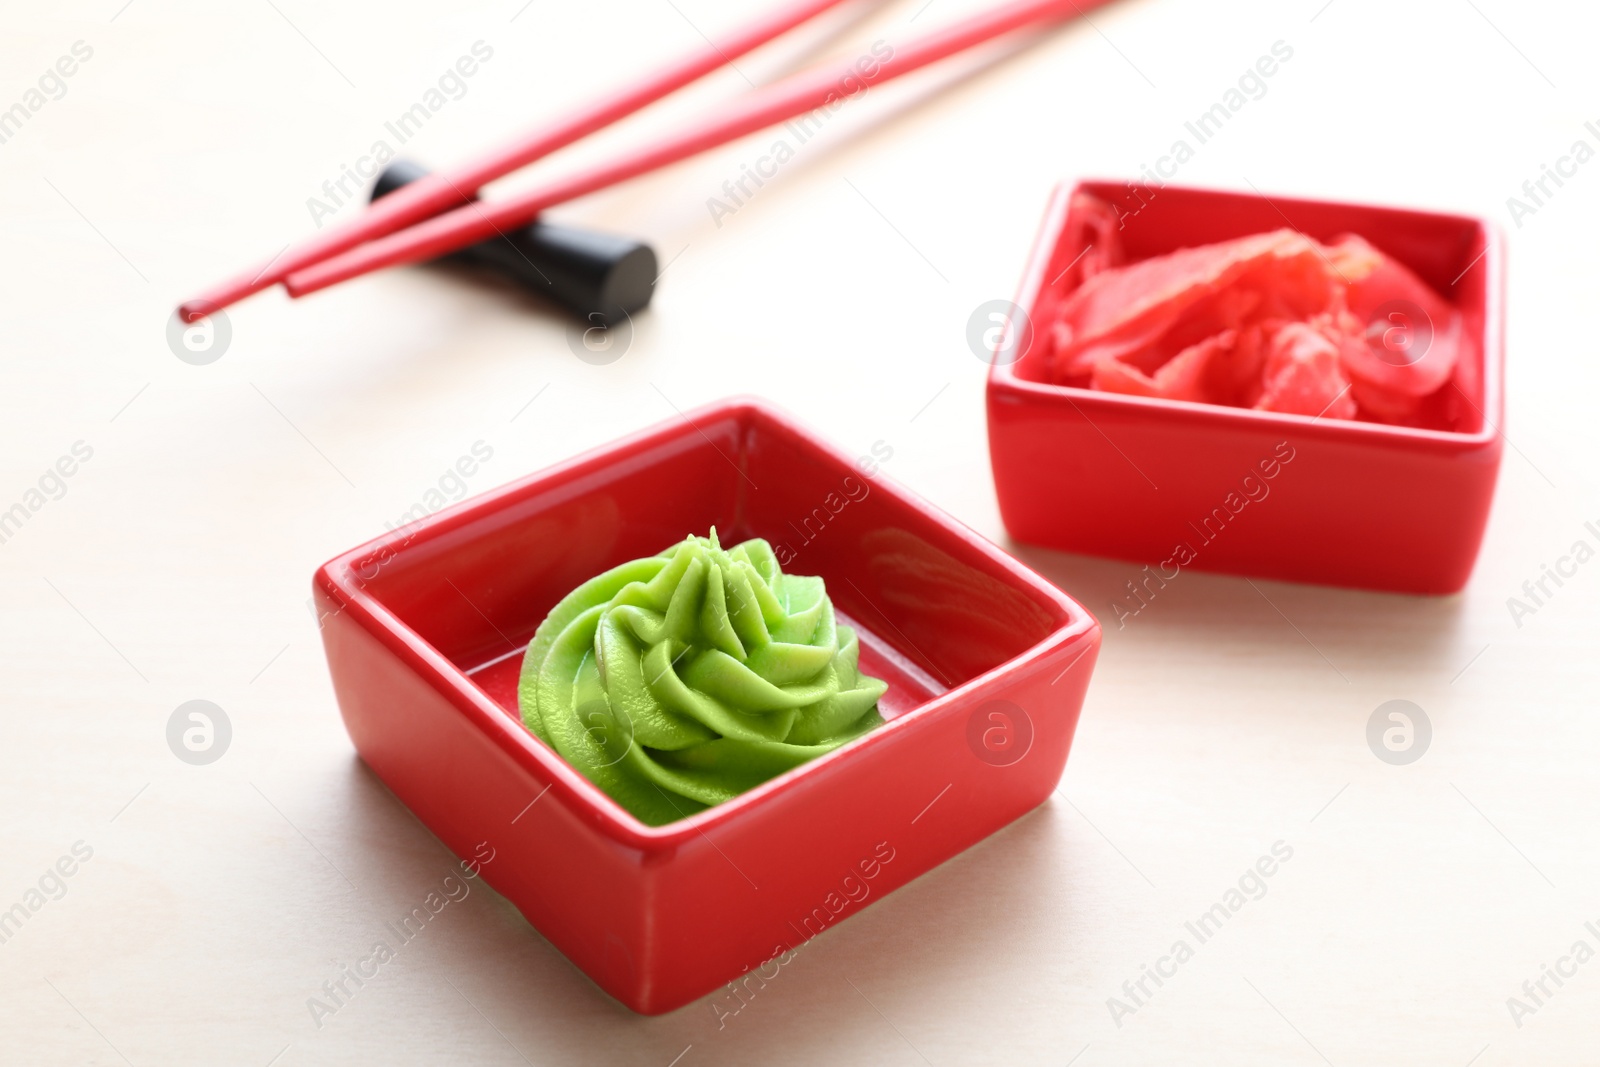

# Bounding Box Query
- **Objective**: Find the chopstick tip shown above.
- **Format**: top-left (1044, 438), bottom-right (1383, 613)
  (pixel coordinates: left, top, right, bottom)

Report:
top-left (177, 298), bottom-right (224, 323)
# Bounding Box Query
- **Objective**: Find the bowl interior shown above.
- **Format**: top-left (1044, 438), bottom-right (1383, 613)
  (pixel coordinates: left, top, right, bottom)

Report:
top-left (1012, 181), bottom-right (1494, 434)
top-left (349, 405), bottom-right (1067, 727)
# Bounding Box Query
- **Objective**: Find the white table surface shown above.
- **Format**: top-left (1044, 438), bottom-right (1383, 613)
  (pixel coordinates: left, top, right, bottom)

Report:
top-left (4, 0), bottom-right (1598, 1063)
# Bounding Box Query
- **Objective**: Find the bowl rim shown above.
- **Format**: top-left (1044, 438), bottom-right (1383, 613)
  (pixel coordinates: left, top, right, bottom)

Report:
top-left (316, 396), bottom-right (1100, 851)
top-left (987, 179), bottom-right (1506, 453)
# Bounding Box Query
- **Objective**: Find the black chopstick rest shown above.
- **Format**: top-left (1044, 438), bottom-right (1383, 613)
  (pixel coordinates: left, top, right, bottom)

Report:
top-left (371, 159), bottom-right (656, 327)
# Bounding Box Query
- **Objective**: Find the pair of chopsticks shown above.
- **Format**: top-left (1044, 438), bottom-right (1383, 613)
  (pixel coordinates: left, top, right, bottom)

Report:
top-left (179, 0), bottom-right (1113, 322)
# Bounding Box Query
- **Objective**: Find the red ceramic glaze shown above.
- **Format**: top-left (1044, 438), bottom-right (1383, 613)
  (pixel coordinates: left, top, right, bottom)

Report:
top-left (313, 398), bottom-right (1100, 1014)
top-left (987, 180), bottom-right (1506, 595)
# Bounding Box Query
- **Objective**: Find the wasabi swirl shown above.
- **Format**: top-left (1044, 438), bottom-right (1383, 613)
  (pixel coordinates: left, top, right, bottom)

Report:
top-left (518, 532), bottom-right (888, 826)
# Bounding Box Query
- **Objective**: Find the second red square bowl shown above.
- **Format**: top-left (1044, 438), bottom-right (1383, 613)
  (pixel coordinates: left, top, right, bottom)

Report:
top-left (314, 398), bottom-right (1099, 1014)
top-left (987, 180), bottom-right (1505, 595)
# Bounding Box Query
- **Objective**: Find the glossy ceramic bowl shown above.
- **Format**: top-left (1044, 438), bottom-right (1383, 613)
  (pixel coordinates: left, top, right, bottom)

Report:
top-left (987, 180), bottom-right (1505, 595)
top-left (313, 398), bottom-right (1100, 1014)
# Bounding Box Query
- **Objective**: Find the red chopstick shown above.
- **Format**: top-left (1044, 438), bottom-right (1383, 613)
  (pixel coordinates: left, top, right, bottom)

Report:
top-left (177, 0), bottom-right (858, 322)
top-left (286, 0), bottom-right (1105, 300)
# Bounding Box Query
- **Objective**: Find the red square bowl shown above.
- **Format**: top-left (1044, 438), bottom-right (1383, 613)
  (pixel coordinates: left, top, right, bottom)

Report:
top-left (313, 398), bottom-right (1099, 1014)
top-left (987, 180), bottom-right (1505, 595)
